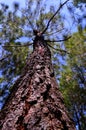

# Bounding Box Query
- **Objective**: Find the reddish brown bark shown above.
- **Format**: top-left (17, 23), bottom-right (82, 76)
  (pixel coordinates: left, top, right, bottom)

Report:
top-left (0, 34), bottom-right (75, 130)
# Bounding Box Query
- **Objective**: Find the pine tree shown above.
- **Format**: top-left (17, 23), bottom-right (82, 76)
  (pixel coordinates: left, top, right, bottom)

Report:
top-left (0, 31), bottom-right (75, 130)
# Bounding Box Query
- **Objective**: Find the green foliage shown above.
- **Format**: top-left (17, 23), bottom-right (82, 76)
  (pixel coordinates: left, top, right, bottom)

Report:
top-left (73, 0), bottom-right (86, 6)
top-left (60, 29), bottom-right (86, 130)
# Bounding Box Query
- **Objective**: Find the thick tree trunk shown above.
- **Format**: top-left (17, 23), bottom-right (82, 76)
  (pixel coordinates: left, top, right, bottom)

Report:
top-left (0, 35), bottom-right (75, 130)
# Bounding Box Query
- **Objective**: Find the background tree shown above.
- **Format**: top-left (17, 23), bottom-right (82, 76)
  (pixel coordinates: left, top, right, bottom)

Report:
top-left (60, 29), bottom-right (86, 130)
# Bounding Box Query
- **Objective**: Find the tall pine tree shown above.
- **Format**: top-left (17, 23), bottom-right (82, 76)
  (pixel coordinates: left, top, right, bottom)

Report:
top-left (0, 0), bottom-right (76, 129)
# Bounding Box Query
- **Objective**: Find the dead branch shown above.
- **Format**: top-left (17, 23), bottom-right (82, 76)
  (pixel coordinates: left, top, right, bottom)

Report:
top-left (45, 28), bottom-right (65, 36)
top-left (0, 54), bottom-right (11, 62)
top-left (46, 36), bottom-right (71, 42)
top-left (47, 43), bottom-right (69, 54)
top-left (41, 0), bottom-right (70, 34)
top-left (2, 43), bottom-right (33, 47)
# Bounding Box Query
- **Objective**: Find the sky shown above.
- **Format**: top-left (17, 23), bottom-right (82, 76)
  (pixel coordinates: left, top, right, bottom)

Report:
top-left (0, 0), bottom-right (26, 9)
top-left (0, 0), bottom-right (59, 9)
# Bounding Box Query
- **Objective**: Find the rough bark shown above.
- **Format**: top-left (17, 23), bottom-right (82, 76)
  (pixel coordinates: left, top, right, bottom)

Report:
top-left (0, 34), bottom-right (75, 130)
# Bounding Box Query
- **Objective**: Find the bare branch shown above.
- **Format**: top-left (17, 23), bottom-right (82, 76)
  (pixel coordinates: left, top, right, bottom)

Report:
top-left (2, 43), bottom-right (33, 47)
top-left (45, 28), bottom-right (65, 36)
top-left (47, 43), bottom-right (69, 54)
top-left (27, 17), bottom-right (34, 30)
top-left (46, 36), bottom-right (71, 42)
top-left (41, 0), bottom-right (70, 34)
top-left (0, 54), bottom-right (11, 62)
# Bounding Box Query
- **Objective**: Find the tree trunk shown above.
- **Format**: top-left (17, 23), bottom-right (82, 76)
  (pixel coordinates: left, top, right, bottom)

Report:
top-left (0, 34), bottom-right (75, 130)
